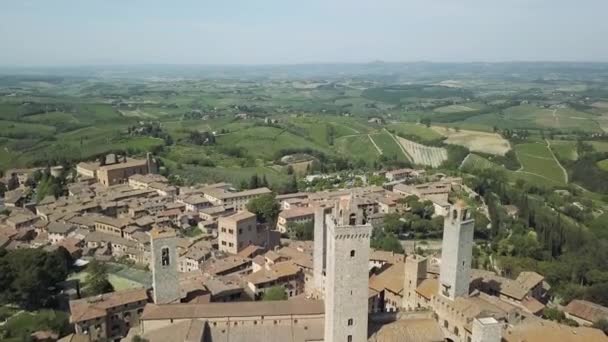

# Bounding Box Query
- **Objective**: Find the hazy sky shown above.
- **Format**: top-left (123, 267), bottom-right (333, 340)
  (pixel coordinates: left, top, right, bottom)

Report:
top-left (1, 0), bottom-right (607, 65)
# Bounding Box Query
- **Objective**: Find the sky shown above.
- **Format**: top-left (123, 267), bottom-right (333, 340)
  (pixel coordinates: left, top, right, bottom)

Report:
top-left (1, 0), bottom-right (607, 66)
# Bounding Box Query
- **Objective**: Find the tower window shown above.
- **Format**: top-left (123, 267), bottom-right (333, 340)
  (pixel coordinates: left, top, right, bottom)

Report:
top-left (347, 318), bottom-right (353, 326)
top-left (347, 335), bottom-right (353, 342)
top-left (350, 250), bottom-right (355, 257)
top-left (161, 247), bottom-right (170, 266)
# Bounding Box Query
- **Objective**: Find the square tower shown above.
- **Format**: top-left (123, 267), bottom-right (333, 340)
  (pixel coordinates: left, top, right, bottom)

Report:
top-left (439, 201), bottom-right (475, 300)
top-left (402, 254), bottom-right (427, 310)
top-left (324, 196), bottom-right (372, 342)
top-left (150, 227), bottom-right (180, 304)
top-left (313, 203), bottom-right (332, 294)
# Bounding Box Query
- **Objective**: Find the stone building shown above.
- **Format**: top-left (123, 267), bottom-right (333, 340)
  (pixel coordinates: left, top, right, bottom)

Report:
top-left (438, 201), bottom-right (474, 300)
top-left (151, 227), bottom-right (180, 304)
top-left (217, 211), bottom-right (279, 254)
top-left (69, 288), bottom-right (148, 341)
top-left (324, 195), bottom-right (372, 342)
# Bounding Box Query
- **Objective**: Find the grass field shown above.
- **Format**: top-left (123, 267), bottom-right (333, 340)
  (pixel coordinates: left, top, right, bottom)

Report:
top-left (386, 122), bottom-right (442, 142)
top-left (216, 126), bottom-right (328, 160)
top-left (369, 131), bottom-right (408, 161)
top-left (334, 134), bottom-right (380, 163)
top-left (549, 140), bottom-right (578, 161)
top-left (598, 159), bottom-right (608, 171)
top-left (461, 153), bottom-right (566, 188)
top-left (1, 310), bottom-right (69, 342)
top-left (68, 272), bottom-right (145, 291)
top-left (514, 142), bottom-right (567, 185)
top-left (433, 103), bottom-right (483, 113)
top-left (433, 126), bottom-right (510, 155)
top-left (590, 141), bottom-right (608, 152)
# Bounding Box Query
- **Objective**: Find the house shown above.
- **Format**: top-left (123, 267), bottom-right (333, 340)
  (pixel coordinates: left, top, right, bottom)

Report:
top-left (276, 207), bottom-right (314, 233)
top-left (203, 187), bottom-right (272, 211)
top-left (564, 300), bottom-right (608, 326)
top-left (69, 289), bottom-right (149, 341)
top-left (245, 261), bottom-right (303, 300)
top-left (47, 222), bottom-right (76, 244)
top-left (218, 211), bottom-right (279, 254)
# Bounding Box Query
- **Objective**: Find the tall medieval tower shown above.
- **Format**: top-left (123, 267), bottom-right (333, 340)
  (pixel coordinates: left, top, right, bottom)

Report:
top-left (313, 203), bottom-right (332, 295)
top-left (324, 195), bottom-right (372, 342)
top-left (150, 227), bottom-right (180, 304)
top-left (402, 254), bottom-right (428, 310)
top-left (439, 201), bottom-right (475, 300)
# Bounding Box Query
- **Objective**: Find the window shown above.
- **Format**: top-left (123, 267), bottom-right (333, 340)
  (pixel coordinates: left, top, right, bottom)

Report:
top-left (347, 318), bottom-right (353, 326)
top-left (443, 320), bottom-right (449, 329)
top-left (161, 247), bottom-right (170, 266)
top-left (221, 240), bottom-right (227, 246)
top-left (239, 229), bottom-right (242, 234)
top-left (350, 250), bottom-right (355, 257)
top-left (347, 335), bottom-right (353, 342)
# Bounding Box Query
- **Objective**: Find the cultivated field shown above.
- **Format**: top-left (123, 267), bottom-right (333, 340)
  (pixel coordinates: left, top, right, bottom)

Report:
top-left (590, 141), bottom-right (608, 152)
top-left (369, 131), bottom-right (409, 161)
top-left (386, 122), bottom-right (442, 142)
top-left (432, 126), bottom-right (511, 155)
top-left (433, 104), bottom-right (479, 113)
top-left (549, 140), bottom-right (578, 161)
top-left (514, 142), bottom-right (567, 185)
top-left (598, 159), bottom-right (608, 172)
top-left (395, 136), bottom-right (447, 167)
top-left (334, 135), bottom-right (380, 162)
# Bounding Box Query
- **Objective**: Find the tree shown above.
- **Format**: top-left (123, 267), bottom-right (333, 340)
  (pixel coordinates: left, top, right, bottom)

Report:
top-left (262, 286), bottom-right (287, 301)
top-left (249, 174), bottom-right (260, 189)
top-left (85, 260), bottom-right (114, 296)
top-left (288, 221), bottom-right (314, 241)
top-left (246, 194), bottom-right (280, 224)
top-left (283, 175), bottom-right (298, 194)
top-left (383, 213), bottom-right (404, 235)
top-left (286, 165), bottom-right (294, 175)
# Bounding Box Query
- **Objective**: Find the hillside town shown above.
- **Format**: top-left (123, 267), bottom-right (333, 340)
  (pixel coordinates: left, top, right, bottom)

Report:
top-left (0, 155), bottom-right (607, 342)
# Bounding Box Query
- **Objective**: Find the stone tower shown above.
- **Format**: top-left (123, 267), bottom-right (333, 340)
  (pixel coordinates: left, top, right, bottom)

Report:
top-left (150, 227), bottom-right (180, 304)
top-left (472, 317), bottom-right (502, 342)
top-left (324, 195), bottom-right (372, 342)
top-left (313, 203), bottom-right (332, 295)
top-left (402, 254), bottom-right (427, 310)
top-left (439, 201), bottom-right (475, 300)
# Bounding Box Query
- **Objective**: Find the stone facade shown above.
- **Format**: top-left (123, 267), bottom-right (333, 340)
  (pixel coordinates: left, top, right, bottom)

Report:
top-left (472, 317), bottom-right (502, 342)
top-left (439, 202), bottom-right (474, 300)
top-left (312, 204), bottom-right (331, 295)
top-left (150, 228), bottom-right (180, 304)
top-left (402, 254), bottom-right (428, 310)
top-left (324, 197), bottom-right (372, 342)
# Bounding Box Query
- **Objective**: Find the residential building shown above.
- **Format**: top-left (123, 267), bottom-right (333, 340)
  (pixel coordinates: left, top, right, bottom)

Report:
top-left (69, 289), bottom-right (148, 341)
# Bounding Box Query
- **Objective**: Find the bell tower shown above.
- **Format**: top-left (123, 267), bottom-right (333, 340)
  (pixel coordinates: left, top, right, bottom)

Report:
top-left (150, 227), bottom-right (180, 304)
top-left (439, 201), bottom-right (475, 300)
top-left (324, 195), bottom-right (372, 342)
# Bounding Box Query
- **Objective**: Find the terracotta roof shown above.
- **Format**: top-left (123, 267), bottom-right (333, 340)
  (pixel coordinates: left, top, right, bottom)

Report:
top-left (245, 261), bottom-right (301, 286)
top-left (278, 207), bottom-right (314, 220)
top-left (141, 299), bottom-right (323, 320)
top-left (69, 288), bottom-right (148, 323)
top-left (221, 210), bottom-right (256, 223)
top-left (503, 318), bottom-right (608, 342)
top-left (521, 296), bottom-right (545, 315)
top-left (369, 318), bottom-right (444, 342)
top-left (416, 278), bottom-right (439, 300)
top-left (565, 299), bottom-right (608, 323)
top-left (369, 262), bottom-right (404, 295)
top-left (516, 271), bottom-right (544, 290)
top-left (236, 244), bottom-right (264, 258)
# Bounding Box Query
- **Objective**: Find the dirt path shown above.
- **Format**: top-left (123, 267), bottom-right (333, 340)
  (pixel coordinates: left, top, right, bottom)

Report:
top-left (552, 109), bottom-right (559, 127)
top-left (368, 134), bottom-right (383, 155)
top-left (545, 139), bottom-right (569, 183)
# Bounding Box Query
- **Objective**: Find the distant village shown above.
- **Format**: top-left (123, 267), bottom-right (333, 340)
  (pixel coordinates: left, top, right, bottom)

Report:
top-left (0, 154), bottom-right (607, 342)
